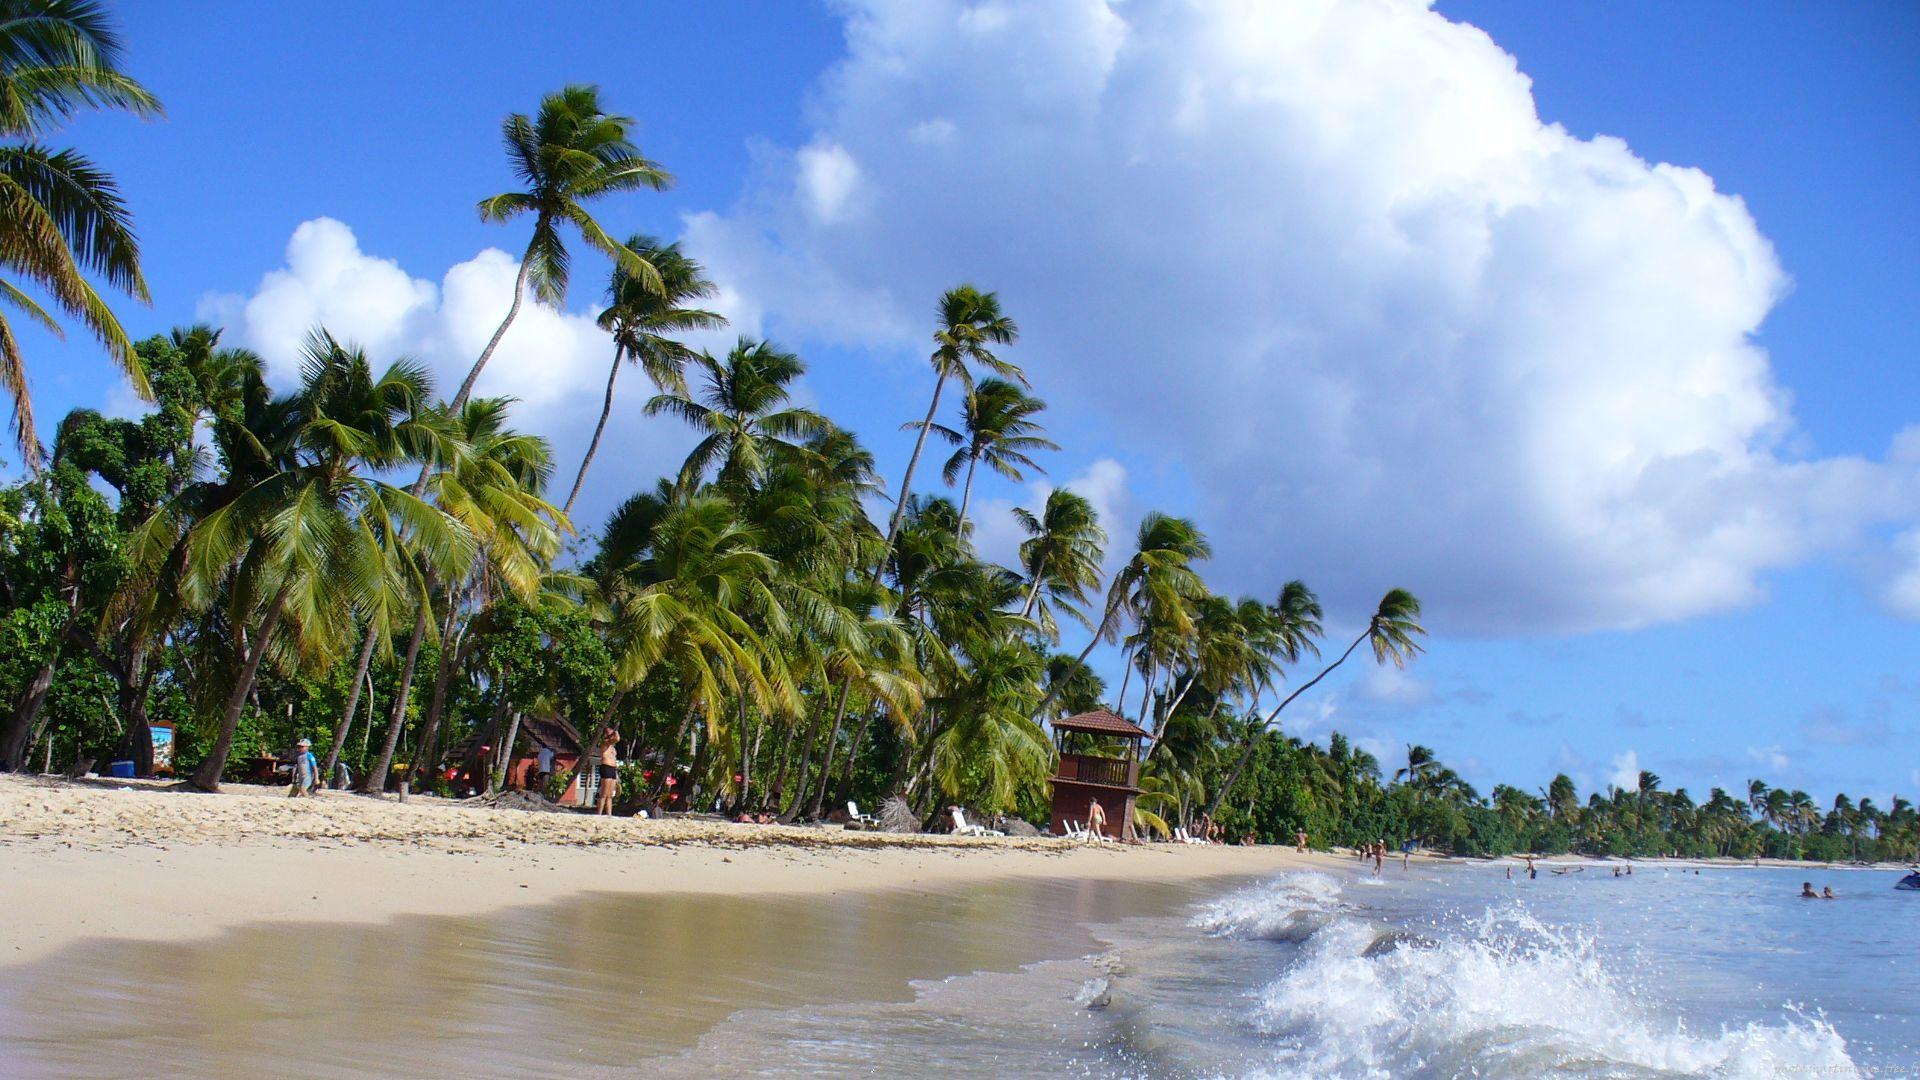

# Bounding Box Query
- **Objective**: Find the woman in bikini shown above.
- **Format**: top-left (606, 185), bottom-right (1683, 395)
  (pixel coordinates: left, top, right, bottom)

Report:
top-left (595, 726), bottom-right (621, 816)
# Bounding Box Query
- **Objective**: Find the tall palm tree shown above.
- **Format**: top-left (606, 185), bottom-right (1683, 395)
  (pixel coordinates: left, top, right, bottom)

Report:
top-left (151, 331), bottom-right (473, 791)
top-left (1013, 488), bottom-right (1105, 639)
top-left (563, 235), bottom-right (725, 514)
top-left (0, 0), bottom-right (161, 466)
top-left (452, 85), bottom-right (670, 410)
top-left (645, 337), bottom-right (827, 491)
top-left (1207, 588), bottom-right (1424, 816)
top-left (881, 285), bottom-right (1019, 556)
top-left (394, 396), bottom-right (568, 792)
top-left (1029, 513), bottom-right (1208, 723)
top-left (925, 377), bottom-right (1056, 529)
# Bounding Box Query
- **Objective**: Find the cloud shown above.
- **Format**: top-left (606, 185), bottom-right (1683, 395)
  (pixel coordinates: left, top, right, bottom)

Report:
top-left (1747, 744), bottom-right (1791, 772)
top-left (1798, 708), bottom-right (1893, 747)
top-left (1607, 749), bottom-right (1641, 792)
top-left (1356, 665), bottom-right (1433, 707)
top-left (681, 0), bottom-right (1920, 634)
top-left (971, 455), bottom-right (1134, 571)
top-left (197, 218), bottom-right (719, 527)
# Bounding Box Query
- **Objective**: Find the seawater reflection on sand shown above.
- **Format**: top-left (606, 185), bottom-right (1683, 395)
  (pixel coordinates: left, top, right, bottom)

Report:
top-left (0, 874), bottom-right (1214, 1078)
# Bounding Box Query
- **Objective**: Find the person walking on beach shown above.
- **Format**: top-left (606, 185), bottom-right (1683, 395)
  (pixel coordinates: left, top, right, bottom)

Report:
top-left (287, 738), bottom-right (319, 797)
top-left (595, 726), bottom-right (621, 816)
top-left (1295, 829), bottom-right (1308, 853)
top-left (1085, 799), bottom-right (1107, 842)
top-left (1372, 842), bottom-right (1384, 876)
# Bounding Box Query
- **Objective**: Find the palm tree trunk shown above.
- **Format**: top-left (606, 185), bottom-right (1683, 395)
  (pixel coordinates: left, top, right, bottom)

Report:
top-left (563, 345), bottom-right (623, 515)
top-left (490, 710), bottom-right (524, 793)
top-left (957, 454), bottom-right (980, 538)
top-left (879, 370), bottom-right (950, 566)
top-left (189, 581), bottom-right (294, 792)
top-left (1029, 583), bottom-right (1125, 724)
top-left (808, 680), bottom-right (856, 818)
top-left (836, 704), bottom-right (879, 808)
top-left (406, 610), bottom-right (478, 787)
top-left (323, 626), bottom-right (379, 781)
top-left (450, 233), bottom-right (536, 410)
top-left (651, 701), bottom-right (700, 804)
top-left (1114, 649), bottom-right (1135, 714)
top-left (1, 576), bottom-right (81, 771)
top-left (1205, 628), bottom-right (1369, 818)
top-left (1019, 554), bottom-right (1047, 619)
top-left (363, 604), bottom-right (428, 794)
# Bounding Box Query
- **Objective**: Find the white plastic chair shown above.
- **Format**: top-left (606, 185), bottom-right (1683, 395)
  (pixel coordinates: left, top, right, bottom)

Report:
top-left (951, 807), bottom-right (1004, 837)
top-left (848, 801), bottom-right (880, 827)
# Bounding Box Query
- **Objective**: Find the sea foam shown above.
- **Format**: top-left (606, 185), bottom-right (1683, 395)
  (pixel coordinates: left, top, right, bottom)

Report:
top-left (1211, 875), bottom-right (1862, 1079)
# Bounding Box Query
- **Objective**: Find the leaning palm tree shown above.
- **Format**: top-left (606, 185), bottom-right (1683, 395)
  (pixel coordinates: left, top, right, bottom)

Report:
top-left (1029, 513), bottom-right (1209, 723)
top-left (563, 235), bottom-right (725, 514)
top-left (154, 331), bottom-right (474, 791)
top-left (881, 285), bottom-right (1019, 555)
top-left (925, 377), bottom-right (1056, 529)
top-left (452, 85), bottom-right (670, 409)
top-left (1014, 488), bottom-right (1105, 637)
top-left (0, 0), bottom-right (162, 466)
top-left (1206, 588), bottom-right (1424, 817)
top-left (645, 337), bottom-right (827, 491)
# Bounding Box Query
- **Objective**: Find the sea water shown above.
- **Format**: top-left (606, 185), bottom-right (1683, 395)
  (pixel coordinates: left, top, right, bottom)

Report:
top-left (3, 861), bottom-right (1913, 1077)
top-left (649, 862), bottom-right (1917, 1077)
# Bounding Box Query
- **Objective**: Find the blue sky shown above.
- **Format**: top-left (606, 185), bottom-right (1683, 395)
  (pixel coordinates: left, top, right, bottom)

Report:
top-left (15, 1), bottom-right (1919, 805)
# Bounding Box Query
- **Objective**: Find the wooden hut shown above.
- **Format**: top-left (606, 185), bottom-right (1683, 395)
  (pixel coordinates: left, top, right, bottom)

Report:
top-left (1049, 708), bottom-right (1151, 839)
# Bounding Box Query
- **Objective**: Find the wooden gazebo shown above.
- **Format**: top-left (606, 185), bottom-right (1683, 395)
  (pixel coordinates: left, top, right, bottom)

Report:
top-left (1049, 708), bottom-right (1151, 840)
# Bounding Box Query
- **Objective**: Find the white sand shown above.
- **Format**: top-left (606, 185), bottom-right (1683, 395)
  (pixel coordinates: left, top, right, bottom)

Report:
top-left (0, 774), bottom-right (1339, 966)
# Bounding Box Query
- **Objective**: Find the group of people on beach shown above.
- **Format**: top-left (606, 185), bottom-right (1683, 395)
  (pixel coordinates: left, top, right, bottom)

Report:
top-left (1356, 840), bottom-right (1407, 875)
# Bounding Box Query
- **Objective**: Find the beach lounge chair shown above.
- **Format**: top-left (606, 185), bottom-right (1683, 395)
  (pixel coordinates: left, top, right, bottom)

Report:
top-left (951, 807), bottom-right (1004, 837)
top-left (1062, 819), bottom-right (1087, 840)
top-left (848, 801), bottom-right (880, 827)
top-left (1175, 827), bottom-right (1206, 845)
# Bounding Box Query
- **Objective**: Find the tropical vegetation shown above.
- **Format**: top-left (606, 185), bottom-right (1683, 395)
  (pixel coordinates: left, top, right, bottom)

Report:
top-left (3, 2), bottom-right (1913, 866)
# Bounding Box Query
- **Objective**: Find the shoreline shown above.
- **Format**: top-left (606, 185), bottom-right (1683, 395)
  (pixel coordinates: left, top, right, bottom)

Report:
top-left (0, 774), bottom-right (1341, 967)
top-left (3, 775), bottom-right (1901, 968)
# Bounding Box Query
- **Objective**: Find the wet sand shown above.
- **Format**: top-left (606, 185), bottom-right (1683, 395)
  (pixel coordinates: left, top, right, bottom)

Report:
top-left (0, 871), bottom-right (1242, 1078)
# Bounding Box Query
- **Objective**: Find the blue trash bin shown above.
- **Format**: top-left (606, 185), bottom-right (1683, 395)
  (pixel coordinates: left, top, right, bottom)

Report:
top-left (108, 760), bottom-right (136, 778)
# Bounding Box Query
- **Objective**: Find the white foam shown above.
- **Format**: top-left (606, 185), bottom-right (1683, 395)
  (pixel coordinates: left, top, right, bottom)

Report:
top-left (1248, 904), bottom-right (1861, 1078)
top-left (1192, 873), bottom-right (1345, 941)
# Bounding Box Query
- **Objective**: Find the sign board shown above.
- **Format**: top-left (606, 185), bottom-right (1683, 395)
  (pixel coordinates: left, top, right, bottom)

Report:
top-left (151, 723), bottom-right (175, 777)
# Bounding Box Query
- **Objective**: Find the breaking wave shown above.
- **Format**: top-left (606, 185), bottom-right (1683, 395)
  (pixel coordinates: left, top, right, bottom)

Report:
top-left (1206, 875), bottom-right (1862, 1079)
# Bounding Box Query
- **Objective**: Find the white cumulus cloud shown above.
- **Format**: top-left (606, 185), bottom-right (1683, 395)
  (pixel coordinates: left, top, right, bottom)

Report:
top-left (681, 0), bottom-right (1920, 633)
top-left (197, 218), bottom-right (727, 527)
top-left (1608, 749), bottom-right (1642, 793)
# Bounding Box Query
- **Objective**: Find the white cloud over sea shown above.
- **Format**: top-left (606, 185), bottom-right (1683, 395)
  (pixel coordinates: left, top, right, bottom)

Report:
top-left (678, 0), bottom-right (1920, 634)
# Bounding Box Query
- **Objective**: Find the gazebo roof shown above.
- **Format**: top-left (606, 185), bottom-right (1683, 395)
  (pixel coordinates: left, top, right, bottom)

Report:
top-left (1053, 708), bottom-right (1153, 740)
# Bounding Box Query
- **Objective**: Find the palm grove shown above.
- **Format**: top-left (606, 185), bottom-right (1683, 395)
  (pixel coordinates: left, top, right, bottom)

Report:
top-left (3, 4), bottom-right (1914, 863)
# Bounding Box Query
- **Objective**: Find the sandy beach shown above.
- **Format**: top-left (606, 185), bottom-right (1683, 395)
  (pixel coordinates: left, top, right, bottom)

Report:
top-left (0, 774), bottom-right (1338, 967)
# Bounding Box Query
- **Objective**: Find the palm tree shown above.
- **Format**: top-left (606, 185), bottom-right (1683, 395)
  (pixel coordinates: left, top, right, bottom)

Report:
top-left (563, 235), bottom-right (725, 514)
top-left (1013, 489), bottom-right (1105, 640)
top-left (925, 378), bottom-right (1056, 530)
top-left (0, 0), bottom-right (161, 466)
top-left (881, 286), bottom-right (1019, 557)
top-left (1207, 589), bottom-right (1424, 816)
top-left (395, 396), bottom-right (568, 791)
top-left (156, 331), bottom-right (473, 791)
top-left (1030, 513), bottom-right (1209, 723)
top-left (452, 85), bottom-right (670, 409)
top-left (645, 338), bottom-right (827, 491)
top-left (1395, 744), bottom-right (1439, 786)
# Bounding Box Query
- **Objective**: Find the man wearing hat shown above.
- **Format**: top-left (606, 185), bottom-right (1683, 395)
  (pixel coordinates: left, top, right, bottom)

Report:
top-left (288, 737), bottom-right (320, 798)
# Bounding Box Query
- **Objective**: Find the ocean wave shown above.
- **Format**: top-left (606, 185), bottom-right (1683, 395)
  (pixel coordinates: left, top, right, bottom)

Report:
top-left (1248, 905), bottom-right (1861, 1079)
top-left (1191, 873), bottom-right (1346, 941)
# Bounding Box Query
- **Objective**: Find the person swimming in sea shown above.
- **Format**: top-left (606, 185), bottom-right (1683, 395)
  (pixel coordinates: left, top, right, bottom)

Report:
top-left (1801, 882), bottom-right (1819, 899)
top-left (1822, 885), bottom-right (1836, 899)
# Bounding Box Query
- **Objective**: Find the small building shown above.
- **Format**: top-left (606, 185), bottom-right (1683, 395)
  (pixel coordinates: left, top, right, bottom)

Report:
top-left (1049, 708), bottom-right (1151, 840)
top-left (456, 714), bottom-right (587, 801)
